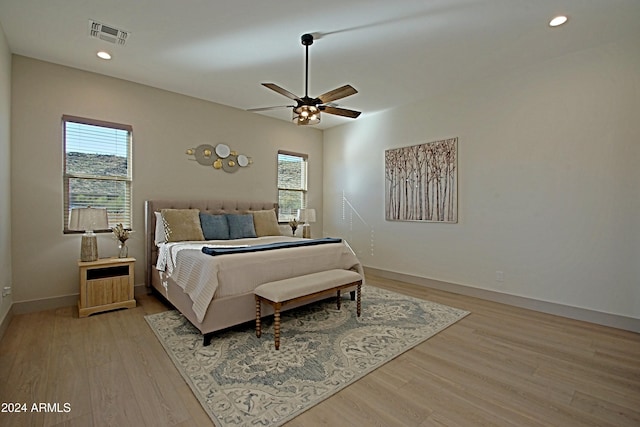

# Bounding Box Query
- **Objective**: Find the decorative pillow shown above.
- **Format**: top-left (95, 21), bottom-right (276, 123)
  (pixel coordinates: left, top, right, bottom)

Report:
top-left (199, 212), bottom-right (230, 240)
top-left (160, 209), bottom-right (205, 242)
top-left (226, 214), bottom-right (257, 239)
top-left (154, 212), bottom-right (166, 245)
top-left (252, 209), bottom-right (281, 237)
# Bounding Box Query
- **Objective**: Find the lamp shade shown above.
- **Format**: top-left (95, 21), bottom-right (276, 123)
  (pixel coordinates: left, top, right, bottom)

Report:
top-left (69, 207), bottom-right (109, 232)
top-left (297, 208), bottom-right (316, 223)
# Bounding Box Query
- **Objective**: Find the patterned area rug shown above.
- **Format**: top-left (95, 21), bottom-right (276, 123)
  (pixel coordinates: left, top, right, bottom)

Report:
top-left (145, 285), bottom-right (469, 426)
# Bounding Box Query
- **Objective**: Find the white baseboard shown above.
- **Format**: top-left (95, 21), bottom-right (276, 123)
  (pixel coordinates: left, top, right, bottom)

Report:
top-left (365, 267), bottom-right (640, 333)
top-left (0, 305), bottom-right (14, 342)
top-left (6, 274), bottom-right (638, 334)
top-left (10, 284), bottom-right (148, 315)
top-left (12, 294), bottom-right (78, 315)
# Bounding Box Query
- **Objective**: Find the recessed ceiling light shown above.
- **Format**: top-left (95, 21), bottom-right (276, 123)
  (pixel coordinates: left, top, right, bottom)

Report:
top-left (97, 51), bottom-right (112, 60)
top-left (549, 15), bottom-right (568, 27)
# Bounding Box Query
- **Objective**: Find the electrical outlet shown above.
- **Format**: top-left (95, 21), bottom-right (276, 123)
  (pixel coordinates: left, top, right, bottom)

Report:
top-left (496, 271), bottom-right (504, 282)
top-left (2, 286), bottom-right (11, 297)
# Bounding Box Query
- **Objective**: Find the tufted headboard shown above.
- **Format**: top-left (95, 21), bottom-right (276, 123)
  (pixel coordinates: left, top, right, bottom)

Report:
top-left (144, 199), bottom-right (278, 286)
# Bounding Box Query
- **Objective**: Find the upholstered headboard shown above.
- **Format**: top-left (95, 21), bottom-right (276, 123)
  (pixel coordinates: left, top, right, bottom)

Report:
top-left (144, 199), bottom-right (278, 286)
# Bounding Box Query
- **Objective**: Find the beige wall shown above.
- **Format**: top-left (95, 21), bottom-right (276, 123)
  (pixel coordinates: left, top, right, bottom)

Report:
top-left (10, 55), bottom-right (323, 304)
top-left (7, 36), bottom-right (640, 324)
top-left (0, 23), bottom-right (12, 323)
top-left (324, 37), bottom-right (640, 320)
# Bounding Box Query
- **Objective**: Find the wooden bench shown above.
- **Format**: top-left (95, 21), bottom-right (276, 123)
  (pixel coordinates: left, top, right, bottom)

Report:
top-left (254, 269), bottom-right (362, 350)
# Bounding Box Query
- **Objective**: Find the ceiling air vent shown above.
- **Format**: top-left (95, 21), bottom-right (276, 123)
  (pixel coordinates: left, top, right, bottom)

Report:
top-left (89, 20), bottom-right (129, 46)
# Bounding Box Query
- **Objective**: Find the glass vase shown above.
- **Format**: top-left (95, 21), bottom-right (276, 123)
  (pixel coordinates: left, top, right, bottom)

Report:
top-left (118, 241), bottom-right (128, 258)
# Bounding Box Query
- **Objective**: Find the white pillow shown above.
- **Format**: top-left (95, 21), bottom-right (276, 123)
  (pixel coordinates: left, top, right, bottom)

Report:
top-left (154, 212), bottom-right (166, 246)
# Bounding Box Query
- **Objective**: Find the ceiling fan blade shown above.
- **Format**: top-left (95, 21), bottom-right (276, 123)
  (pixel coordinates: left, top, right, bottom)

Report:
top-left (262, 83), bottom-right (301, 101)
top-left (317, 84), bottom-right (358, 104)
top-left (247, 105), bottom-right (294, 112)
top-left (321, 105), bottom-right (361, 119)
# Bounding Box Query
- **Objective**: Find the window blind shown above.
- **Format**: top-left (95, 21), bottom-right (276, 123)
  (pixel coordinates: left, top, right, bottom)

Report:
top-left (277, 151), bottom-right (308, 222)
top-left (63, 115), bottom-right (133, 232)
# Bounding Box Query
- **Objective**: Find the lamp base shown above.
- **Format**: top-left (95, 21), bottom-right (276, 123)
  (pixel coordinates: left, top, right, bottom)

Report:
top-left (302, 224), bottom-right (311, 239)
top-left (80, 234), bottom-right (98, 262)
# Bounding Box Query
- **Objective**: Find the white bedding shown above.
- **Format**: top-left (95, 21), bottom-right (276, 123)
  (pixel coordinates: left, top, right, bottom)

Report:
top-left (156, 236), bottom-right (364, 322)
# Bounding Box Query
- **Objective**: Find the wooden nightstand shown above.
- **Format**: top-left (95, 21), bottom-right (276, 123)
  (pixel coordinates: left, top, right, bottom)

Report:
top-left (78, 257), bottom-right (136, 317)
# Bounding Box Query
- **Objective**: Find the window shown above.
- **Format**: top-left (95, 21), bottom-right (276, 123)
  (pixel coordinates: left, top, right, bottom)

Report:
top-left (63, 115), bottom-right (132, 232)
top-left (277, 151), bottom-right (307, 222)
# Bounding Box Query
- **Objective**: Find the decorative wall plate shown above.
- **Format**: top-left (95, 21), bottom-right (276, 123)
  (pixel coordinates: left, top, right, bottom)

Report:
top-left (215, 143), bottom-right (231, 158)
top-left (222, 155), bottom-right (239, 173)
top-left (237, 154), bottom-right (249, 167)
top-left (194, 144), bottom-right (216, 166)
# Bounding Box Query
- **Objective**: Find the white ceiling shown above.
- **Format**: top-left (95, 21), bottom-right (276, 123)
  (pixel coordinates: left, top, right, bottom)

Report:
top-left (1, 0), bottom-right (638, 129)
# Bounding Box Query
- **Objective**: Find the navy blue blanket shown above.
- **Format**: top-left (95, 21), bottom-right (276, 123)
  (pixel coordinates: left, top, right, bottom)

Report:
top-left (201, 237), bottom-right (343, 256)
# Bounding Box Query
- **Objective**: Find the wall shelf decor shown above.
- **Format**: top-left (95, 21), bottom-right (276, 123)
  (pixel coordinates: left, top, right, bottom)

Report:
top-left (186, 143), bottom-right (252, 173)
top-left (385, 137), bottom-right (458, 223)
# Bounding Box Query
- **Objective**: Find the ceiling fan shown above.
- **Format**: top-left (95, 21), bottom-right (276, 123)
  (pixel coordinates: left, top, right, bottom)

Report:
top-left (248, 33), bottom-right (361, 125)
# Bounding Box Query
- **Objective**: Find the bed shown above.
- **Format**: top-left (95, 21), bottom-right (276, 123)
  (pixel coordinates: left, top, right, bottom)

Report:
top-left (145, 199), bottom-right (364, 345)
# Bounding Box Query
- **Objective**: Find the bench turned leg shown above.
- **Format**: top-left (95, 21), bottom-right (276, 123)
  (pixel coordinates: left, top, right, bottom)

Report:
top-left (274, 302), bottom-right (281, 350)
top-left (255, 297), bottom-right (262, 338)
top-left (336, 289), bottom-right (341, 310)
top-left (357, 283), bottom-right (362, 317)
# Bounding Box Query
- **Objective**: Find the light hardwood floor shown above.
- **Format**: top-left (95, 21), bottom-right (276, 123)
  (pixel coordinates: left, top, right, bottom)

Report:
top-left (1, 274), bottom-right (638, 426)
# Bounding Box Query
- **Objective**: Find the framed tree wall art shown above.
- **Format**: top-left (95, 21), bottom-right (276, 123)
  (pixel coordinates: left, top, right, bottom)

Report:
top-left (385, 137), bottom-right (458, 223)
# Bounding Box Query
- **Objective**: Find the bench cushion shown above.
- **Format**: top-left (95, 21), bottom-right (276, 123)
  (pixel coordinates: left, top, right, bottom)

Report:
top-left (255, 269), bottom-right (362, 303)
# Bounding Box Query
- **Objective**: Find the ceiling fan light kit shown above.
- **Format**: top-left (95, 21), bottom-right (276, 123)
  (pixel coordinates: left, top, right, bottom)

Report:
top-left (249, 33), bottom-right (361, 126)
top-left (293, 105), bottom-right (320, 125)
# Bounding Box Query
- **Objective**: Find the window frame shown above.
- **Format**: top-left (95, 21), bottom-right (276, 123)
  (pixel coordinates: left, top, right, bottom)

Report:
top-left (62, 115), bottom-right (133, 234)
top-left (277, 150), bottom-right (308, 223)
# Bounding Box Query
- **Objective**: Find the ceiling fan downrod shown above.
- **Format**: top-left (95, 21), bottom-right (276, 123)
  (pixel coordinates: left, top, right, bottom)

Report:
top-left (301, 33), bottom-right (314, 99)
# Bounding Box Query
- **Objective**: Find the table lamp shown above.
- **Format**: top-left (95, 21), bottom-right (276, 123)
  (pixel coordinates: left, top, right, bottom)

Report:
top-left (69, 207), bottom-right (109, 262)
top-left (297, 208), bottom-right (316, 238)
